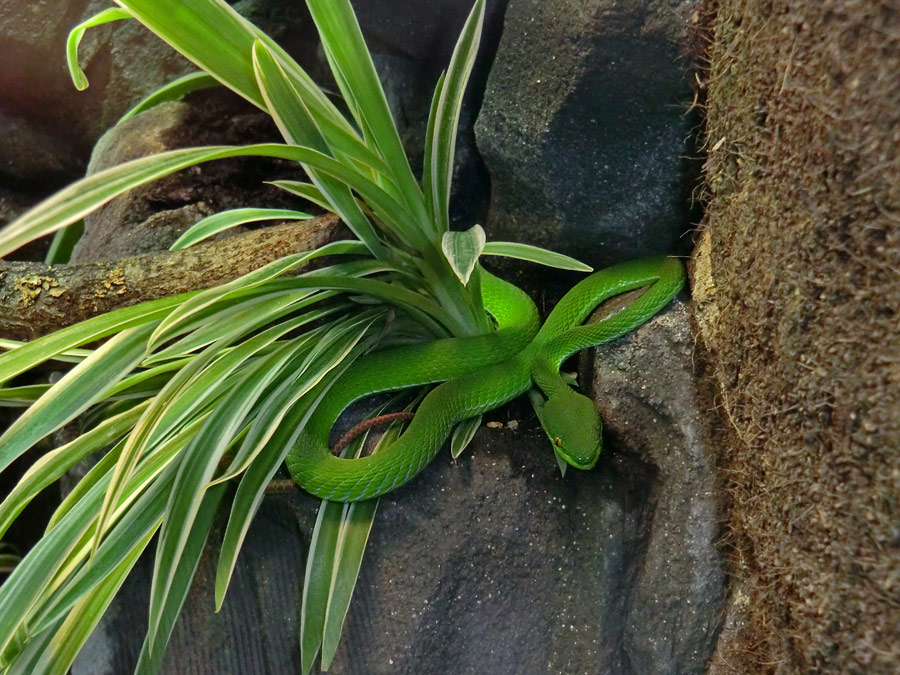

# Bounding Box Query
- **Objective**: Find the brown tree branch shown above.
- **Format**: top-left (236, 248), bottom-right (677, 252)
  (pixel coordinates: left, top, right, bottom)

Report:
top-left (0, 213), bottom-right (345, 340)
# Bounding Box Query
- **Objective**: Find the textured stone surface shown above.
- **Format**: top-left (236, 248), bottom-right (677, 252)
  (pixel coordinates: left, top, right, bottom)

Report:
top-left (352, 0), bottom-right (507, 62)
top-left (0, 110), bottom-right (85, 190)
top-left (589, 298), bottom-right (725, 673)
top-left (74, 302), bottom-right (723, 675)
top-left (475, 0), bottom-right (701, 268)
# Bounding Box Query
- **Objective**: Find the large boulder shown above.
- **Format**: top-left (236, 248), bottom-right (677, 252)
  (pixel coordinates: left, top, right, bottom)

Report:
top-left (475, 0), bottom-right (702, 268)
top-left (589, 299), bottom-right (724, 673)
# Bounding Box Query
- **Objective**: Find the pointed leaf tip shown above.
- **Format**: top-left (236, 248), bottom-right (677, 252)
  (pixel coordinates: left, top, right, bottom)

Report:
top-left (441, 224), bottom-right (486, 285)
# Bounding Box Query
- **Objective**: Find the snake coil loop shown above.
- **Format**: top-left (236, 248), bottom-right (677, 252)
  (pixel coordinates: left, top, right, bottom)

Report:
top-left (286, 256), bottom-right (685, 501)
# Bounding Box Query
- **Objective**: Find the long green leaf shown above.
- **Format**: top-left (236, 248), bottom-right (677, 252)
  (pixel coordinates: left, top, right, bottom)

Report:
top-left (145, 294), bottom-right (339, 365)
top-left (93, 309), bottom-right (320, 561)
top-left (0, 293), bottom-right (188, 386)
top-left (210, 316), bottom-right (375, 488)
top-left (43, 220), bottom-right (84, 266)
top-left (0, 340), bottom-right (91, 365)
top-left (309, 176), bottom-right (391, 259)
top-left (120, 71), bottom-right (220, 122)
top-left (212, 372), bottom-right (327, 610)
top-left (45, 439), bottom-right (125, 533)
top-left (0, 401), bottom-right (149, 539)
top-left (208, 339), bottom-right (313, 489)
top-left (33, 485), bottom-right (167, 636)
top-left (48, 415), bottom-right (204, 540)
top-left (320, 412), bottom-right (413, 669)
top-left (150, 261), bottom-right (452, 339)
top-left (421, 70), bottom-right (446, 224)
top-left (0, 385), bottom-right (49, 407)
top-left (148, 241), bottom-right (352, 348)
top-left (301, 393), bottom-right (414, 672)
top-left (252, 40), bottom-right (394, 256)
top-left (147, 287), bottom-right (327, 362)
top-left (111, 0), bottom-right (266, 108)
top-left (169, 207), bottom-right (313, 251)
top-left (33, 527), bottom-right (154, 675)
top-left (0, 143), bottom-right (415, 259)
top-left (104, 357), bottom-right (193, 399)
top-left (482, 241), bottom-right (593, 271)
top-left (0, 410), bottom-right (204, 660)
top-left (138, 485), bottom-right (226, 669)
top-left (268, 180), bottom-right (331, 211)
top-left (89, 363), bottom-right (225, 561)
top-left (423, 0), bottom-right (485, 234)
top-left (305, 0), bottom-right (427, 224)
top-left (1, 620), bottom-right (60, 675)
top-left (213, 317), bottom-right (382, 608)
top-left (34, 419), bottom-right (209, 636)
top-left (252, 40), bottom-right (389, 178)
top-left (113, 0), bottom-right (355, 135)
top-left (145, 334), bottom-right (320, 642)
top-left (0, 476), bottom-right (107, 655)
top-left (320, 497), bottom-right (377, 670)
top-left (300, 498), bottom-right (342, 674)
top-left (0, 323), bottom-right (154, 475)
top-left (66, 7), bottom-right (133, 90)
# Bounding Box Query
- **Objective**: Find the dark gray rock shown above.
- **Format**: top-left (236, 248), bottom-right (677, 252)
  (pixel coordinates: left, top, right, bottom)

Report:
top-left (73, 496), bottom-right (309, 674)
top-left (0, 110), bottom-right (85, 190)
top-left (351, 0), bottom-right (508, 63)
top-left (74, 300), bottom-right (723, 675)
top-left (475, 0), bottom-right (702, 268)
top-left (589, 298), bottom-right (725, 673)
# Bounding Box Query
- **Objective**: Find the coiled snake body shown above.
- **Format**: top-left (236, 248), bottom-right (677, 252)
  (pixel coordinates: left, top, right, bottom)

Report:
top-left (286, 257), bottom-right (685, 502)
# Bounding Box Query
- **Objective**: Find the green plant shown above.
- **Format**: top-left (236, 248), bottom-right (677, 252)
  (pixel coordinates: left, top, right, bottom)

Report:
top-left (0, 0), bottom-right (597, 672)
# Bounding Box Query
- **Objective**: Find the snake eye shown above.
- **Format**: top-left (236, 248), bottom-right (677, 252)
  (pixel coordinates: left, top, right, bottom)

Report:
top-left (554, 437), bottom-right (563, 447)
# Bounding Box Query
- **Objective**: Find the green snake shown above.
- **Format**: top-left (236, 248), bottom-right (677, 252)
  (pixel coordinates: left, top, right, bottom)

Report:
top-left (285, 256), bottom-right (685, 502)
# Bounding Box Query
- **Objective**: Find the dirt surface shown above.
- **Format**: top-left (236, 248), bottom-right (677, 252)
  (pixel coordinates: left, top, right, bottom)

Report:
top-left (694, 0), bottom-right (900, 672)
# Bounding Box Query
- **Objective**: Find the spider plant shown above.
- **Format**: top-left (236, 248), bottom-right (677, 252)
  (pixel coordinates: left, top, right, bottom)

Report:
top-left (0, 0), bottom-right (588, 672)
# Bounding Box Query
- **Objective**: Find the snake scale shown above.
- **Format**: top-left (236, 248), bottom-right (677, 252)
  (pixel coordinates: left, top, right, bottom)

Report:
top-left (285, 256), bottom-right (685, 501)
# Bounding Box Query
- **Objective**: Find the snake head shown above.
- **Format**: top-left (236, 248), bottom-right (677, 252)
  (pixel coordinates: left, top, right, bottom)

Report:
top-left (534, 389), bottom-right (602, 470)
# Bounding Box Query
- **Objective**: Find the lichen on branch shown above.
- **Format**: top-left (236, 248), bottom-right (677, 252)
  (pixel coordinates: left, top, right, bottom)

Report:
top-left (0, 214), bottom-right (342, 340)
